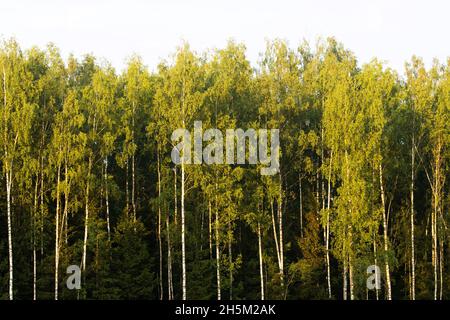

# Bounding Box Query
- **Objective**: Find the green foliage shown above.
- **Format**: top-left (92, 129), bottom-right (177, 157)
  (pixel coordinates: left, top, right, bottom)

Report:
top-left (0, 38), bottom-right (449, 301)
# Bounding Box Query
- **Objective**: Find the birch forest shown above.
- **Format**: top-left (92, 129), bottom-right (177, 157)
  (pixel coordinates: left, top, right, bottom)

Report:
top-left (0, 37), bottom-right (449, 300)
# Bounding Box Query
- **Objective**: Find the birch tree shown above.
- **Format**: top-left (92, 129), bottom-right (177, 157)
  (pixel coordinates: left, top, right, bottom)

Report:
top-left (0, 40), bottom-right (35, 300)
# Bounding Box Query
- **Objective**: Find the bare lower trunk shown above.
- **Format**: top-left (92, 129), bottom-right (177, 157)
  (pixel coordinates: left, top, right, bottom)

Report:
top-left (258, 222), bottom-right (264, 300)
top-left (33, 175), bottom-right (38, 300)
top-left (63, 163), bottom-right (69, 246)
top-left (349, 252), bottom-right (354, 300)
top-left (209, 201), bottom-right (212, 259)
top-left (169, 167), bottom-right (177, 300)
top-left (215, 186), bottom-right (221, 300)
top-left (167, 210), bottom-right (173, 300)
top-left (228, 221), bottom-right (233, 299)
top-left (343, 253), bottom-right (347, 300)
top-left (278, 176), bottom-right (284, 290)
top-left (40, 154), bottom-right (45, 258)
top-left (181, 161), bottom-right (186, 300)
top-left (132, 153), bottom-right (136, 221)
top-left (131, 103), bottom-right (136, 221)
top-left (299, 174), bottom-right (303, 238)
top-left (6, 169), bottom-right (13, 300)
top-left (379, 164), bottom-right (392, 300)
top-left (157, 148), bottom-right (163, 300)
top-left (410, 137), bottom-right (415, 300)
top-left (373, 238), bottom-right (379, 300)
top-left (3, 68), bottom-right (13, 300)
top-left (54, 164), bottom-right (61, 300)
top-left (432, 192), bottom-right (438, 300)
top-left (126, 159), bottom-right (129, 216)
top-left (105, 157), bottom-right (111, 242)
top-left (271, 200), bottom-right (280, 269)
top-left (326, 150), bottom-right (333, 299)
top-left (439, 234), bottom-right (443, 300)
top-left (82, 157), bottom-right (92, 276)
top-left (432, 146), bottom-right (442, 301)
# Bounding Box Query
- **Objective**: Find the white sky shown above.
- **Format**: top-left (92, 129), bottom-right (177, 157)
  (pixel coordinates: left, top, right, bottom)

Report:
top-left (0, 0), bottom-right (448, 74)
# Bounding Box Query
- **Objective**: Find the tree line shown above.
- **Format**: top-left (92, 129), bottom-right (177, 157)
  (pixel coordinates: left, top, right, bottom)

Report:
top-left (0, 37), bottom-right (449, 300)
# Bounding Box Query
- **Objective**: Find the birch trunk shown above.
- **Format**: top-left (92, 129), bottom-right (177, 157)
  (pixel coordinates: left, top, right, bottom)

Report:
top-left (157, 147), bottom-right (163, 300)
top-left (343, 252), bottom-right (347, 300)
top-left (432, 180), bottom-right (438, 300)
top-left (228, 221), bottom-right (233, 299)
top-left (278, 176), bottom-right (284, 290)
top-left (6, 170), bottom-right (13, 300)
top-left (3, 66), bottom-right (14, 301)
top-left (270, 200), bottom-right (281, 275)
top-left (379, 164), bottom-right (392, 300)
top-left (209, 201), bottom-right (212, 259)
top-left (167, 209), bottom-right (173, 300)
top-left (131, 101), bottom-right (136, 221)
top-left (326, 150), bottom-right (333, 299)
top-left (215, 185), bottom-right (221, 300)
top-left (258, 221), bottom-right (264, 300)
top-left (105, 157), bottom-right (111, 242)
top-left (33, 175), bottom-right (38, 300)
top-left (410, 136), bottom-right (416, 300)
top-left (181, 160), bottom-right (186, 300)
top-left (299, 174), bottom-right (303, 238)
top-left (373, 238), bottom-right (379, 300)
top-left (132, 152), bottom-right (136, 221)
top-left (40, 152), bottom-right (45, 258)
top-left (54, 163), bottom-right (61, 300)
top-left (82, 156), bottom-right (92, 274)
top-left (349, 250), bottom-right (354, 300)
top-left (125, 158), bottom-right (129, 216)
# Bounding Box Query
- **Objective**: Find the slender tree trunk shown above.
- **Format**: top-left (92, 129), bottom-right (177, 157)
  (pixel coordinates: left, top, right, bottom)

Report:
top-left (171, 167), bottom-right (178, 299)
top-left (63, 162), bottom-right (69, 246)
top-left (432, 182), bottom-right (438, 300)
top-left (379, 164), bottom-right (392, 300)
top-left (40, 152), bottom-right (45, 259)
top-left (373, 238), bottom-right (379, 300)
top-left (132, 152), bottom-right (136, 221)
top-left (326, 150), bottom-right (333, 299)
top-left (174, 167), bottom-right (178, 225)
top-left (209, 201), bottom-right (212, 259)
top-left (3, 66), bottom-right (13, 301)
top-left (167, 207), bottom-right (173, 300)
top-left (6, 169), bottom-right (13, 301)
top-left (105, 157), bottom-right (111, 242)
top-left (215, 185), bottom-right (221, 300)
top-left (228, 221), bottom-right (233, 299)
top-left (132, 100), bottom-right (137, 222)
top-left (270, 199), bottom-right (281, 276)
top-left (181, 160), bottom-right (186, 300)
top-left (439, 232), bottom-right (444, 300)
top-left (431, 192), bottom-right (438, 300)
top-left (410, 136), bottom-right (416, 300)
top-left (349, 250), bottom-right (354, 300)
top-left (32, 175), bottom-right (38, 300)
top-left (157, 147), bottom-right (163, 300)
top-left (125, 158), bottom-right (129, 216)
top-left (54, 163), bottom-right (61, 300)
top-left (278, 176), bottom-right (284, 291)
top-left (258, 221), bottom-right (264, 300)
top-left (82, 156), bottom-right (92, 275)
top-left (299, 174), bottom-right (303, 238)
top-left (343, 251), bottom-right (347, 300)
top-left (432, 142), bottom-right (442, 301)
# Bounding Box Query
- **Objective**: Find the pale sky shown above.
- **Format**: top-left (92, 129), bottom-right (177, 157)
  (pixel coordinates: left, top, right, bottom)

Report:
top-left (0, 0), bottom-right (448, 74)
